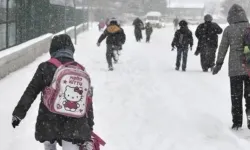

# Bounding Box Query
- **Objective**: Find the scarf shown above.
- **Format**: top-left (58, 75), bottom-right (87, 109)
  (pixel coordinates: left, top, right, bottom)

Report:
top-left (51, 49), bottom-right (74, 59)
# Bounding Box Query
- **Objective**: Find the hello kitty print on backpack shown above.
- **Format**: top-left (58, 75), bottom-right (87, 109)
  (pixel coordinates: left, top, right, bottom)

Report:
top-left (43, 58), bottom-right (91, 118)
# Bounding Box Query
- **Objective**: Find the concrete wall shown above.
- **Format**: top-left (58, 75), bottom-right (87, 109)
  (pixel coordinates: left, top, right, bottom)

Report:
top-left (0, 24), bottom-right (86, 79)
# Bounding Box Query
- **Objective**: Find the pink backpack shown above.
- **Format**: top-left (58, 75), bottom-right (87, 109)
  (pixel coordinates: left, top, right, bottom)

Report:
top-left (43, 58), bottom-right (91, 118)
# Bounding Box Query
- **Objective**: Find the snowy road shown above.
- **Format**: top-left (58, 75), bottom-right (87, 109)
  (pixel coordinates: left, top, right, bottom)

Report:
top-left (1, 24), bottom-right (250, 150)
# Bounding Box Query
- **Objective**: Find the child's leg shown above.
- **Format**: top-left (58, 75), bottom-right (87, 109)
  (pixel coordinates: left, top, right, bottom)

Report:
top-left (106, 45), bottom-right (113, 68)
top-left (176, 49), bottom-right (182, 69)
top-left (200, 49), bottom-right (208, 71)
top-left (146, 34), bottom-right (149, 42)
top-left (62, 141), bottom-right (79, 150)
top-left (182, 49), bottom-right (188, 70)
top-left (44, 141), bottom-right (57, 150)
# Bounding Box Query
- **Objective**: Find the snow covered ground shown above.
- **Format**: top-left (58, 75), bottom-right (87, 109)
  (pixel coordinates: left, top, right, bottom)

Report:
top-left (1, 24), bottom-right (250, 150)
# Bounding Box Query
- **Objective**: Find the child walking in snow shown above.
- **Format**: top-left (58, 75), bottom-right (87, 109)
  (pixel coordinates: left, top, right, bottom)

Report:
top-left (12, 34), bottom-right (94, 150)
top-left (171, 20), bottom-right (193, 71)
top-left (145, 22), bottom-right (153, 43)
top-left (97, 17), bottom-right (126, 71)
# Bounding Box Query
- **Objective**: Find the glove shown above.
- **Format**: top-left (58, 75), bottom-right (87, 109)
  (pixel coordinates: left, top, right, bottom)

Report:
top-left (97, 43), bottom-right (100, 47)
top-left (171, 47), bottom-right (175, 51)
top-left (82, 141), bottom-right (94, 150)
top-left (212, 64), bottom-right (223, 75)
top-left (12, 115), bottom-right (21, 128)
top-left (190, 47), bottom-right (192, 51)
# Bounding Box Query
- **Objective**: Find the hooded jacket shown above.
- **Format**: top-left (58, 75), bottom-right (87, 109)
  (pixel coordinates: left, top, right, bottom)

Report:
top-left (97, 23), bottom-right (126, 46)
top-left (133, 18), bottom-right (144, 29)
top-left (216, 4), bottom-right (250, 77)
top-left (145, 23), bottom-right (153, 35)
top-left (172, 24), bottom-right (193, 49)
top-left (195, 20), bottom-right (223, 49)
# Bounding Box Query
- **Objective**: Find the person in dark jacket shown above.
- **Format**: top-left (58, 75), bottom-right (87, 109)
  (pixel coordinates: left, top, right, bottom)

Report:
top-left (195, 14), bottom-right (223, 72)
top-left (11, 34), bottom-right (94, 150)
top-left (97, 18), bottom-right (126, 71)
top-left (213, 4), bottom-right (250, 130)
top-left (133, 17), bottom-right (144, 42)
top-left (171, 20), bottom-right (193, 71)
top-left (145, 22), bottom-right (153, 43)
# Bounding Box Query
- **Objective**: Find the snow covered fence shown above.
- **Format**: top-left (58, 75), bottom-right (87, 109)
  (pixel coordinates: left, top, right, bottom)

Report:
top-left (0, 24), bottom-right (87, 79)
top-left (54, 23), bottom-right (87, 38)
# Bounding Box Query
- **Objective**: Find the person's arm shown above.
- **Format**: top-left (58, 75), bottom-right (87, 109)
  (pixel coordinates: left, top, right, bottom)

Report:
top-left (12, 63), bottom-right (46, 119)
top-left (121, 29), bottom-right (126, 45)
top-left (171, 31), bottom-right (179, 48)
top-left (189, 31), bottom-right (194, 48)
top-left (216, 27), bottom-right (230, 65)
top-left (214, 23), bottom-right (223, 34)
top-left (97, 29), bottom-right (108, 44)
top-left (195, 24), bottom-right (202, 39)
top-left (87, 101), bottom-right (94, 131)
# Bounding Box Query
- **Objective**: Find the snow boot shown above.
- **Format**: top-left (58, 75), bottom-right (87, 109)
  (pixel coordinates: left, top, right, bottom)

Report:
top-left (175, 67), bottom-right (179, 71)
top-left (108, 66), bottom-right (114, 71)
top-left (182, 68), bottom-right (186, 72)
top-left (231, 124), bottom-right (242, 130)
top-left (203, 69), bottom-right (208, 72)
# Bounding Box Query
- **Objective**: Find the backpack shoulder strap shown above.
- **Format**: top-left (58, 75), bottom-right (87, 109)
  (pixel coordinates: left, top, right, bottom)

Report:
top-left (61, 61), bottom-right (85, 71)
top-left (48, 58), bottom-right (62, 68)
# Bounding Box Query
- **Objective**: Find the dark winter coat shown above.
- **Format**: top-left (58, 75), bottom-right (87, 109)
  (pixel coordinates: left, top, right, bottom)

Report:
top-left (172, 26), bottom-right (193, 49)
top-left (195, 21), bottom-right (223, 50)
top-left (98, 23), bottom-right (126, 46)
top-left (133, 18), bottom-right (144, 29)
top-left (145, 24), bottom-right (153, 36)
top-left (12, 55), bottom-right (94, 144)
top-left (216, 4), bottom-right (250, 77)
top-left (133, 18), bottom-right (144, 40)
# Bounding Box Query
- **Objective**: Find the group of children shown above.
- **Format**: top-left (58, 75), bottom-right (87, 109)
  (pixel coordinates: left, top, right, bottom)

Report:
top-left (132, 17), bottom-right (154, 43)
top-left (171, 15), bottom-right (225, 72)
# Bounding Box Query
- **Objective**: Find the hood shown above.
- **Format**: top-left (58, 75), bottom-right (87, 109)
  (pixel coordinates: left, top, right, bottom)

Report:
top-left (49, 34), bottom-right (75, 55)
top-left (227, 4), bottom-right (248, 24)
top-left (106, 25), bottom-right (121, 34)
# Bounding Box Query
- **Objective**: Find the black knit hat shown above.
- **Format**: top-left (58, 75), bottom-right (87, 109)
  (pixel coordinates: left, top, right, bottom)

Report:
top-left (49, 34), bottom-right (75, 55)
top-left (179, 20), bottom-right (188, 27)
top-left (204, 14), bottom-right (213, 22)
